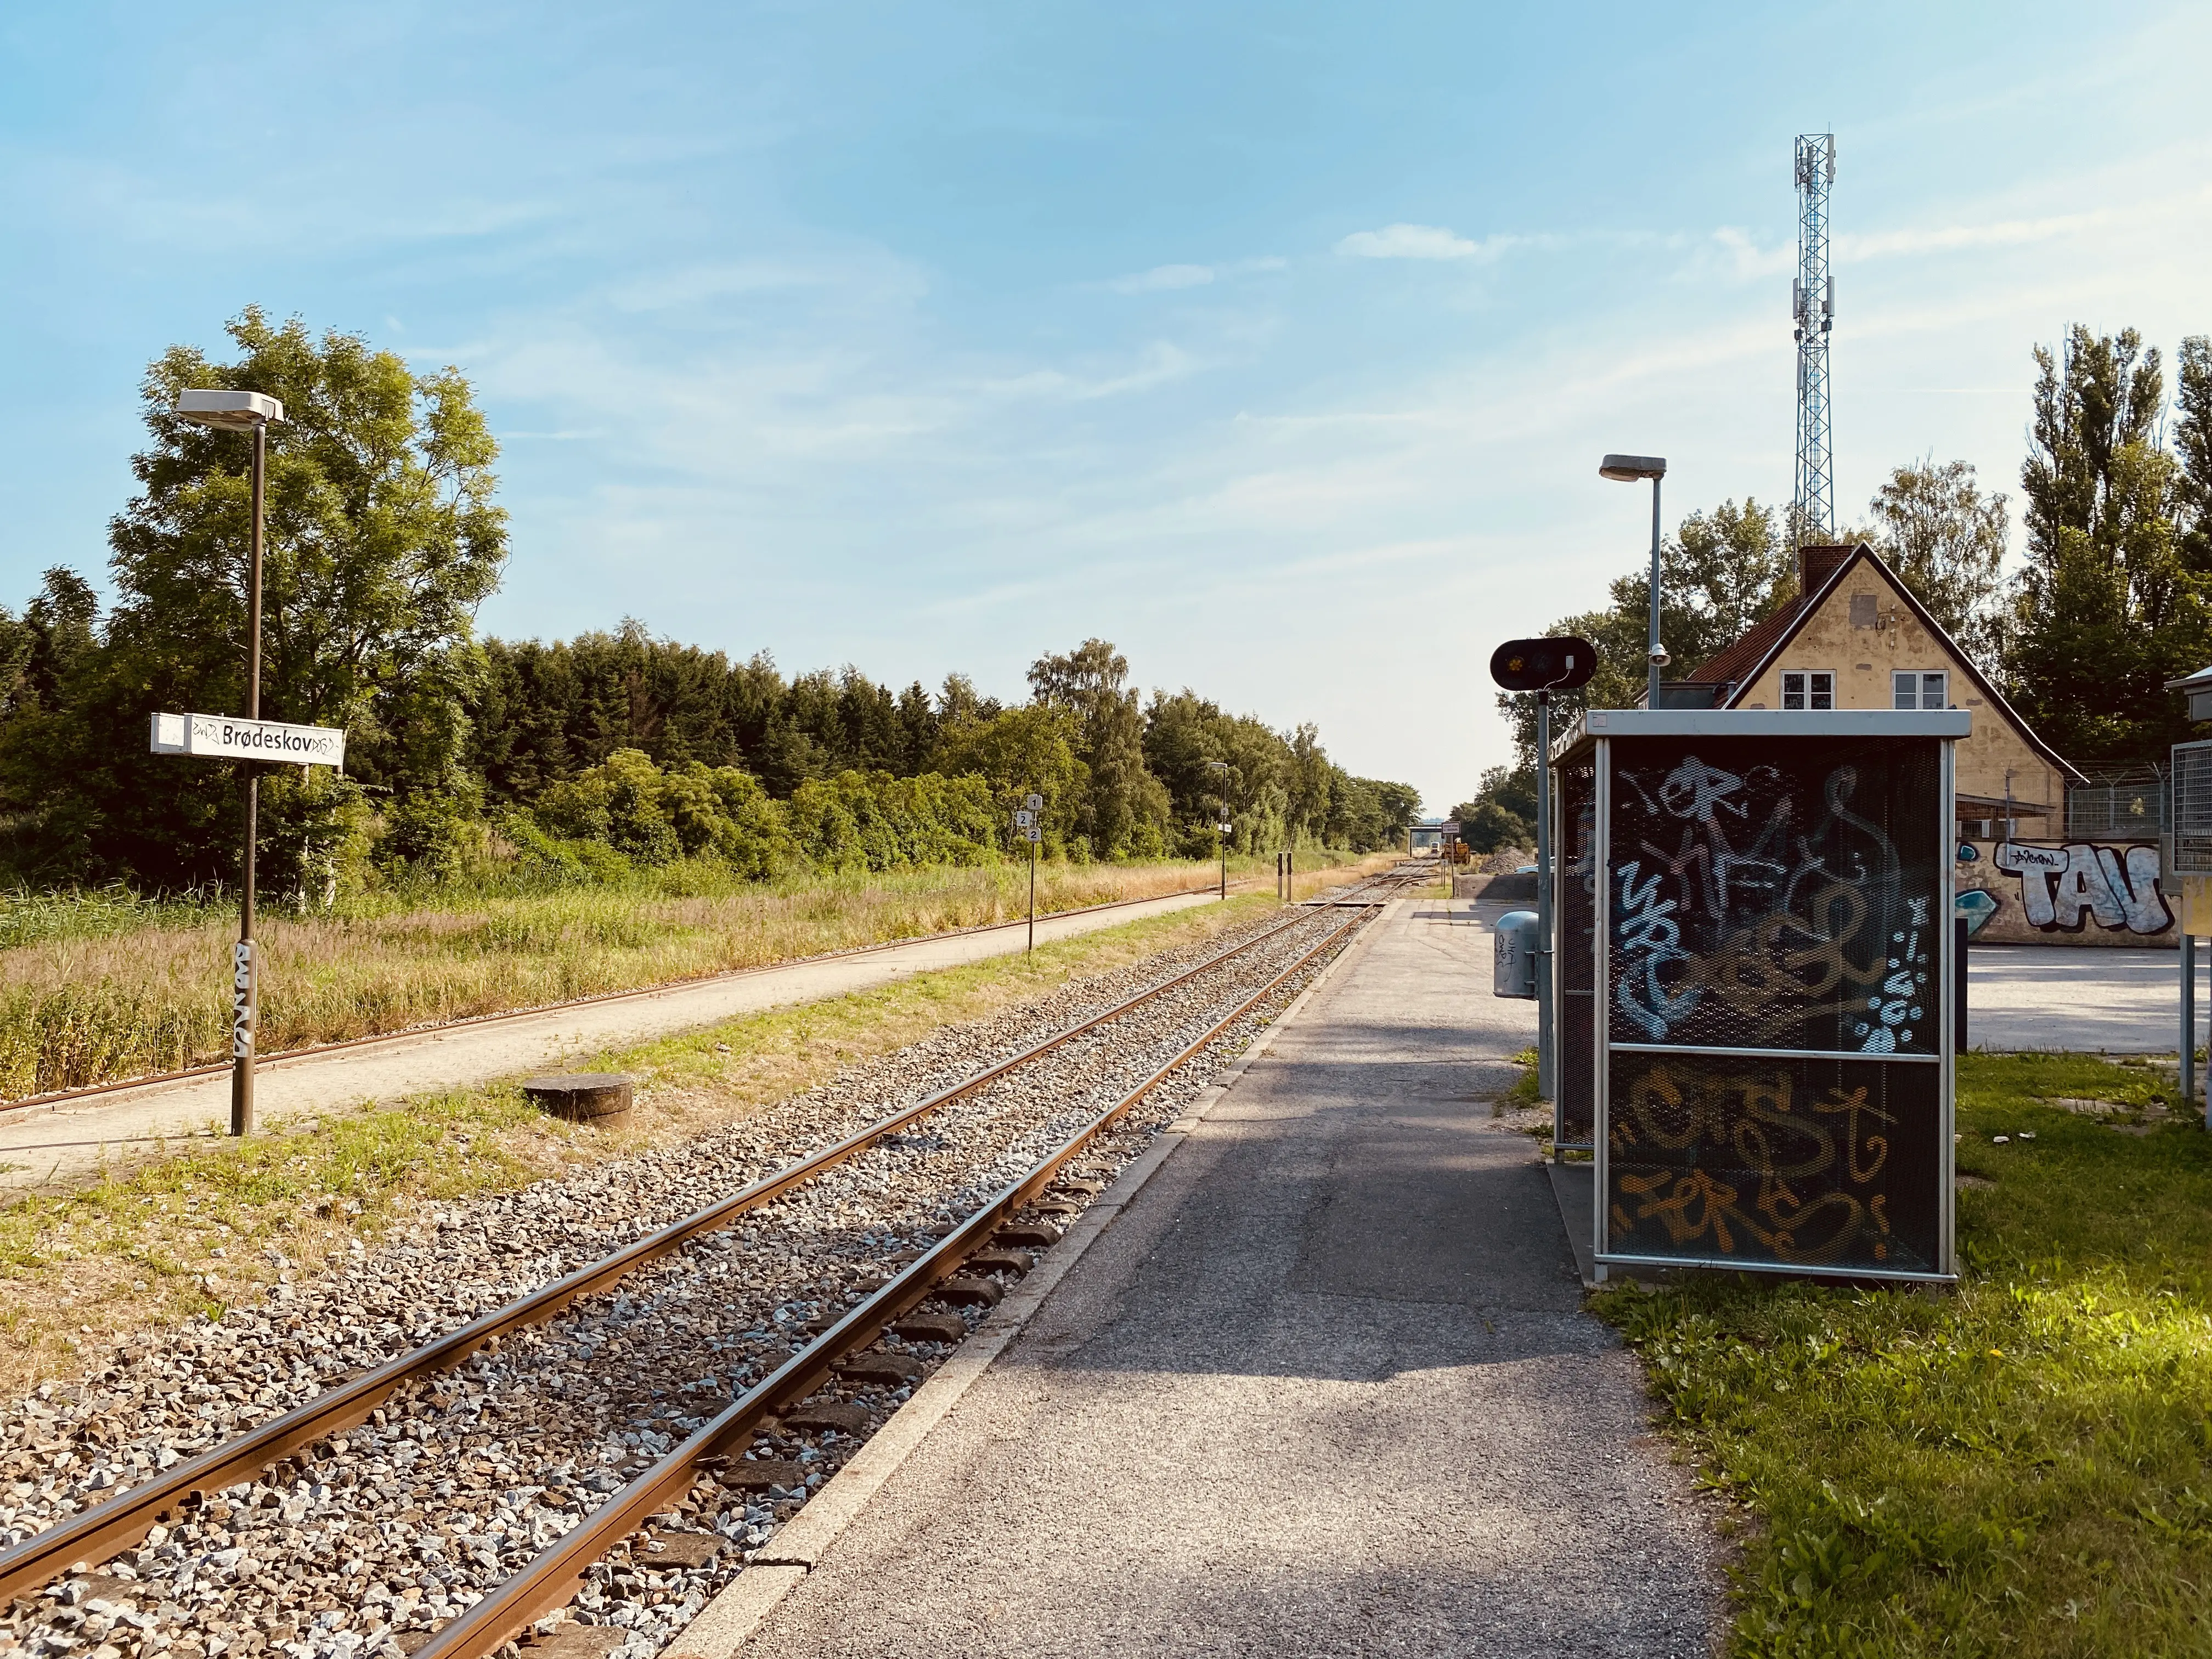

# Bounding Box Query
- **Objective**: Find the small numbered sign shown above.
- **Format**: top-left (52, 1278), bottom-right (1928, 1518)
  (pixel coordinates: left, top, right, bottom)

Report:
top-left (1024, 793), bottom-right (1043, 811)
top-left (1024, 826), bottom-right (1042, 843)
top-left (1013, 809), bottom-right (1034, 828)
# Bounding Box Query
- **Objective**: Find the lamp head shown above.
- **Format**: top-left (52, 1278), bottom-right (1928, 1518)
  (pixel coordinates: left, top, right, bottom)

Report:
top-left (1599, 453), bottom-right (1667, 482)
top-left (176, 389), bottom-right (284, 431)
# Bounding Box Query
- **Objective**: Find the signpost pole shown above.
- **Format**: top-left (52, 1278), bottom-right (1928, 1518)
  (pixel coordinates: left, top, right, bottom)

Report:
top-left (233, 417), bottom-right (267, 1139)
top-left (2183, 931), bottom-right (2197, 1114)
top-left (1028, 834), bottom-right (1036, 953)
top-left (1535, 690), bottom-right (1555, 1103)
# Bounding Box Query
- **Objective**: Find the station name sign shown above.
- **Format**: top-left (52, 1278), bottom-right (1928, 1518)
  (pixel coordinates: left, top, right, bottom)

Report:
top-left (149, 712), bottom-right (346, 767)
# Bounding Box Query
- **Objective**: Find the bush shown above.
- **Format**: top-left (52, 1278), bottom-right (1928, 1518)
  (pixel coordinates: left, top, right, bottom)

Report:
top-left (532, 748), bottom-right (797, 875)
top-left (787, 770), bottom-right (1001, 873)
top-left (377, 775), bottom-right (490, 880)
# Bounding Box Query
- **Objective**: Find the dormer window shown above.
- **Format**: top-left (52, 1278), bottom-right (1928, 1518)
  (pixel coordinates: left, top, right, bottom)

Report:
top-left (1781, 670), bottom-right (1833, 710)
top-left (1893, 670), bottom-right (1948, 709)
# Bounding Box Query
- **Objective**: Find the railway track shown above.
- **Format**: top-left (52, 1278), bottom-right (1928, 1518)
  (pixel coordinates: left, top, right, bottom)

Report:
top-left (0, 874), bottom-right (1413, 1659)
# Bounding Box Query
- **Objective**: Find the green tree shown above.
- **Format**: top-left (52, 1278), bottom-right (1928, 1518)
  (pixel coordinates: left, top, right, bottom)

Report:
top-left (0, 569), bottom-right (99, 723)
top-left (1867, 458), bottom-right (2009, 662)
top-left (0, 309), bottom-right (508, 885)
top-left (2006, 326), bottom-right (2204, 770)
top-left (2176, 335), bottom-right (2212, 577)
top-left (1454, 800), bottom-right (1527, 854)
top-left (1028, 639), bottom-right (1170, 859)
top-left (1499, 498), bottom-right (1792, 764)
top-left (1451, 764), bottom-right (1535, 852)
top-left (1142, 690), bottom-right (1299, 856)
top-left (1322, 772), bottom-right (1421, 851)
top-left (934, 704), bottom-right (1087, 854)
top-left (1284, 724), bottom-right (1336, 849)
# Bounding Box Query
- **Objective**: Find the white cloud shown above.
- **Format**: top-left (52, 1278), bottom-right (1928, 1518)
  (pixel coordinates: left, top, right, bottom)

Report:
top-left (1110, 263), bottom-right (1216, 293)
top-left (1692, 182), bottom-right (2212, 285)
top-left (1105, 256), bottom-right (1288, 293)
top-left (1336, 222), bottom-right (1480, 259)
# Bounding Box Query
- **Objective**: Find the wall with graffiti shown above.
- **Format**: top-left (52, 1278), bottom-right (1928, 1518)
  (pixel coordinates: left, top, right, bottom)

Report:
top-left (1957, 839), bottom-right (2174, 947)
top-left (1600, 735), bottom-right (1948, 1277)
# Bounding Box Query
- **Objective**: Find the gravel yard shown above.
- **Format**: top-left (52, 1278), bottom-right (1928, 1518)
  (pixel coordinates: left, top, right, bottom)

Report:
top-left (0, 903), bottom-right (1369, 1659)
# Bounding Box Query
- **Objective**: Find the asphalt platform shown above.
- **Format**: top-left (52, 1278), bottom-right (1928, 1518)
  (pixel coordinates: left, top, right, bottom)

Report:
top-left (723, 898), bottom-right (1723, 1657)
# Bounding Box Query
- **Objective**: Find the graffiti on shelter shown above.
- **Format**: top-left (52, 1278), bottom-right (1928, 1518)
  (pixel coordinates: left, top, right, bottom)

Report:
top-left (1607, 1056), bottom-right (1936, 1272)
top-left (1609, 749), bottom-right (1933, 1056)
top-left (1992, 841), bottom-right (2170, 935)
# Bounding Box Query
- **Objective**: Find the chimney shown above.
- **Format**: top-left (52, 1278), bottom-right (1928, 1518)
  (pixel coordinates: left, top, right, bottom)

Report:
top-left (1797, 543), bottom-right (1854, 596)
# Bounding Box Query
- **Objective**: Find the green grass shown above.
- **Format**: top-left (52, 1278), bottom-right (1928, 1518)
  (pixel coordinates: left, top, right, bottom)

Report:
top-left (1504, 1044), bottom-right (1544, 1110)
top-left (1600, 1051), bottom-right (2212, 1657)
top-left (0, 854), bottom-right (1365, 1099)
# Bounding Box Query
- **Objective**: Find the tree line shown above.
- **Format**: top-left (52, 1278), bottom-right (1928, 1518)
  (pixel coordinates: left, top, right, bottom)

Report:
top-left (0, 312), bottom-right (1418, 897)
top-left (1457, 324), bottom-right (2212, 849)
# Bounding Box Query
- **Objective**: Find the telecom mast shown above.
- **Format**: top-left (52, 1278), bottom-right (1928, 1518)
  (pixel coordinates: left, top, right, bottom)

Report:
top-left (1791, 132), bottom-right (1836, 545)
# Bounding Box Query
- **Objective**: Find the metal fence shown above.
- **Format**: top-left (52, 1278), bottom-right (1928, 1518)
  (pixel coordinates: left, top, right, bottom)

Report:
top-left (2067, 778), bottom-right (2168, 840)
top-left (2172, 743), bottom-right (2212, 876)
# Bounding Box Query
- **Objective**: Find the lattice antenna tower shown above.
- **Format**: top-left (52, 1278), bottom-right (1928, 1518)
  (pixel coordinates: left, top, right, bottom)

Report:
top-left (1792, 132), bottom-right (1837, 547)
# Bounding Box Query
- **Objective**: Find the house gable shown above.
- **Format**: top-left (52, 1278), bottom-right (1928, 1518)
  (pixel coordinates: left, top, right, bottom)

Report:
top-left (1709, 545), bottom-right (2081, 818)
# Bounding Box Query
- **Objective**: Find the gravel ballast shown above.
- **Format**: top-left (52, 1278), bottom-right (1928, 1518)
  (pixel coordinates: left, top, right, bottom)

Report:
top-left (0, 901), bottom-right (1377, 1659)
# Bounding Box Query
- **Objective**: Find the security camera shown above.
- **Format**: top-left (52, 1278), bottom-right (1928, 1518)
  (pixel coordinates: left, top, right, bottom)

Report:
top-left (1649, 645), bottom-right (1672, 668)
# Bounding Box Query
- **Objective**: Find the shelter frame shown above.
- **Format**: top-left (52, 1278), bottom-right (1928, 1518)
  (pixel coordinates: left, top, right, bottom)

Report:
top-left (1560, 709), bottom-right (1964, 1285)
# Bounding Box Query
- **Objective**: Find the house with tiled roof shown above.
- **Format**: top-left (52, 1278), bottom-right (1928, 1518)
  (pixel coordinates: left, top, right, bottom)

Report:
top-left (1656, 542), bottom-right (2082, 836)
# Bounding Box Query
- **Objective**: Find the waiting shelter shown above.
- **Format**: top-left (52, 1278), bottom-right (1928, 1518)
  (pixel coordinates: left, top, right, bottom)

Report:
top-left (1549, 708), bottom-right (1967, 1283)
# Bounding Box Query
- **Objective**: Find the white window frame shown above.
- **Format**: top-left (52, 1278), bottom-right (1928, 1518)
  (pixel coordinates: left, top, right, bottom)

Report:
top-left (1893, 670), bottom-right (1948, 710)
top-left (1781, 669), bottom-right (1835, 711)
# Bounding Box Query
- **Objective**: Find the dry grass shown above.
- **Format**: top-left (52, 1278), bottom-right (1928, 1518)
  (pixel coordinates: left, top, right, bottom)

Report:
top-left (0, 858), bottom-right (1330, 1100)
top-left (0, 854), bottom-right (1397, 1399)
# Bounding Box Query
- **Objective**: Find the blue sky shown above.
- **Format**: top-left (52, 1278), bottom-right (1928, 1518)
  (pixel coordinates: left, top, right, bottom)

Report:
top-left (4, 2), bottom-right (2208, 811)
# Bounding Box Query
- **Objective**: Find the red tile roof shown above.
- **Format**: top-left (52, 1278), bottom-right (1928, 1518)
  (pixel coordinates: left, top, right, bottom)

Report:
top-left (1684, 596), bottom-right (1809, 688)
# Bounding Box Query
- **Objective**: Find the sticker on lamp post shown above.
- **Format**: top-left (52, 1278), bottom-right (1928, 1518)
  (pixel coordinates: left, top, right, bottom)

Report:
top-left (232, 942), bottom-right (255, 1058)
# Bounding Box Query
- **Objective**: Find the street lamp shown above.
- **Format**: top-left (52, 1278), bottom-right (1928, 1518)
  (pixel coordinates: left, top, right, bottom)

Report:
top-left (1206, 761), bottom-right (1231, 899)
top-left (1600, 453), bottom-right (1668, 708)
top-left (176, 388), bottom-right (285, 1137)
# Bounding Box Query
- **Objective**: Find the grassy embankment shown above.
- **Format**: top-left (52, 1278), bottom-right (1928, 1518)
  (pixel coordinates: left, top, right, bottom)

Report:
top-left (0, 853), bottom-right (1396, 1398)
top-left (1603, 1051), bottom-right (2212, 1657)
top-left (0, 851), bottom-right (1365, 1101)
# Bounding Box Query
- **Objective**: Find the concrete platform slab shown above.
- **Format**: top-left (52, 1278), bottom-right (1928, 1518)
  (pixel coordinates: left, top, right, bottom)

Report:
top-left (721, 896), bottom-right (1723, 1656)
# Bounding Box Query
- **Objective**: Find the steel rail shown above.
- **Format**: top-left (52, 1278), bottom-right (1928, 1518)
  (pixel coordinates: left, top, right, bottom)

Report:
top-left (414, 904), bottom-right (1374, 1659)
top-left (0, 879), bottom-right (1270, 1123)
top-left (0, 898), bottom-right (1361, 1602)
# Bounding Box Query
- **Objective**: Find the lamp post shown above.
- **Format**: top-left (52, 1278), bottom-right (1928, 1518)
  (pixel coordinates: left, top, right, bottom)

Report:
top-left (1600, 454), bottom-right (1668, 707)
top-left (176, 388), bottom-right (284, 1137)
top-left (1207, 761), bottom-right (1231, 899)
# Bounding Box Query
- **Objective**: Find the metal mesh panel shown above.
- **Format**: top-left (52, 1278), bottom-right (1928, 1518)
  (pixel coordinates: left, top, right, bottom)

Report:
top-left (2066, 782), bottom-right (2165, 840)
top-left (2173, 742), bottom-right (2212, 876)
top-left (1606, 737), bottom-right (1942, 1056)
top-left (1604, 1051), bottom-right (1942, 1273)
top-left (1555, 758), bottom-right (1598, 1148)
